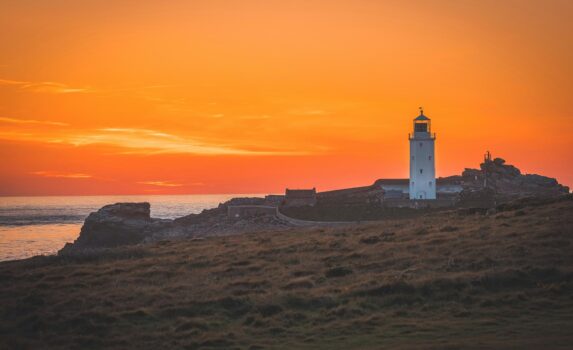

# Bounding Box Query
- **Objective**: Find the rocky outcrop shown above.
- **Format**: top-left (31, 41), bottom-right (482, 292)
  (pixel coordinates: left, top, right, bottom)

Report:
top-left (219, 197), bottom-right (266, 207)
top-left (59, 199), bottom-right (293, 254)
top-left (153, 204), bottom-right (290, 239)
top-left (58, 158), bottom-right (569, 254)
top-left (59, 203), bottom-right (158, 255)
top-left (460, 157), bottom-right (569, 206)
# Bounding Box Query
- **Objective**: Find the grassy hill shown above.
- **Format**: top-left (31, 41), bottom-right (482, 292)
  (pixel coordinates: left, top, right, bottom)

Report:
top-left (1, 196), bottom-right (572, 349)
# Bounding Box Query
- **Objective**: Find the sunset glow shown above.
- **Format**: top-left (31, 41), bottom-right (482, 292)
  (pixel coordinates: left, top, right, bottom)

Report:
top-left (1, 0), bottom-right (572, 195)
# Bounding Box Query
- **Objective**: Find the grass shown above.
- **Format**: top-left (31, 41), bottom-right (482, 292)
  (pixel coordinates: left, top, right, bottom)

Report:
top-left (0, 196), bottom-right (572, 349)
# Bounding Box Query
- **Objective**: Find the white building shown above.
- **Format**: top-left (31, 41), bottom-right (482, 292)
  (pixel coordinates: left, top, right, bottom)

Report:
top-left (409, 108), bottom-right (436, 199)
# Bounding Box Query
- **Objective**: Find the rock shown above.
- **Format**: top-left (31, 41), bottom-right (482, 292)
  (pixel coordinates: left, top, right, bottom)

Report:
top-left (460, 157), bottom-right (569, 206)
top-left (62, 189), bottom-right (420, 255)
top-left (59, 203), bottom-right (154, 255)
top-left (522, 174), bottom-right (558, 187)
top-left (458, 187), bottom-right (496, 208)
top-left (218, 197), bottom-right (266, 209)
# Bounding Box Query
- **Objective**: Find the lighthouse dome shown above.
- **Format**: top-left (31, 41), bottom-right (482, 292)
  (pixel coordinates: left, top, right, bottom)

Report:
top-left (415, 107), bottom-right (430, 120)
top-left (413, 108), bottom-right (431, 133)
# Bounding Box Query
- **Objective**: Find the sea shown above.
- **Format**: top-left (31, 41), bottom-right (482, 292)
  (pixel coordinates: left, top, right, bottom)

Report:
top-left (0, 194), bottom-right (253, 262)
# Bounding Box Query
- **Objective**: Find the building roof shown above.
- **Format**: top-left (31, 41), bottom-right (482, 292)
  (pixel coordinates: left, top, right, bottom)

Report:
top-left (285, 188), bottom-right (317, 198)
top-left (318, 185), bottom-right (373, 197)
top-left (415, 107), bottom-right (430, 121)
top-left (374, 177), bottom-right (463, 186)
top-left (374, 179), bottom-right (409, 186)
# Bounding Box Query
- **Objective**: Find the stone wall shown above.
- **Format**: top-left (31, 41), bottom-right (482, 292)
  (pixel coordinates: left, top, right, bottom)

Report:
top-left (382, 198), bottom-right (458, 208)
top-left (318, 185), bottom-right (385, 204)
top-left (284, 188), bottom-right (317, 207)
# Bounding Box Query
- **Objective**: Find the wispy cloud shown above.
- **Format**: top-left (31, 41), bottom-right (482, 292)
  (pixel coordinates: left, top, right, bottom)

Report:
top-left (102, 84), bottom-right (177, 93)
top-left (24, 82), bottom-right (89, 94)
top-left (0, 78), bottom-right (182, 97)
top-left (100, 128), bottom-right (173, 139)
top-left (31, 171), bottom-right (92, 179)
top-left (137, 180), bottom-right (185, 187)
top-left (289, 109), bottom-right (329, 116)
top-left (0, 78), bottom-right (90, 94)
top-left (0, 131), bottom-right (35, 139)
top-left (55, 128), bottom-right (304, 156)
top-left (0, 117), bottom-right (69, 126)
top-left (0, 123), bottom-right (313, 156)
top-left (240, 115), bottom-right (273, 120)
top-left (0, 79), bottom-right (22, 85)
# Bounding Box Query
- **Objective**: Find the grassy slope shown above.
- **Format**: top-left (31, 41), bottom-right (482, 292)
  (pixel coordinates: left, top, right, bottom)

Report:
top-left (1, 197), bottom-right (572, 349)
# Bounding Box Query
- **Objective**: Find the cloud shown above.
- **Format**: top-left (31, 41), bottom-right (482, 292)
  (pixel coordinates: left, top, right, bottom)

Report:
top-left (56, 128), bottom-right (304, 156)
top-left (0, 117), bottom-right (69, 126)
top-left (0, 131), bottom-right (35, 140)
top-left (137, 181), bottom-right (184, 187)
top-left (289, 109), bottom-right (329, 116)
top-left (31, 171), bottom-right (92, 179)
top-left (240, 115), bottom-right (273, 120)
top-left (1, 79), bottom-right (182, 97)
top-left (0, 78), bottom-right (90, 94)
top-left (0, 79), bottom-right (22, 85)
top-left (100, 128), bottom-right (173, 138)
top-left (23, 82), bottom-right (89, 94)
top-left (0, 125), bottom-right (313, 156)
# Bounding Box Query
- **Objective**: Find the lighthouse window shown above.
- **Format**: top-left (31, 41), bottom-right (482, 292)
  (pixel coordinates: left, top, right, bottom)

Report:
top-left (411, 181), bottom-right (414, 186)
top-left (428, 155), bottom-right (432, 160)
top-left (415, 123), bottom-right (428, 132)
top-left (420, 169), bottom-right (423, 174)
top-left (419, 142), bottom-right (423, 147)
top-left (429, 181), bottom-right (432, 187)
top-left (411, 155), bottom-right (414, 160)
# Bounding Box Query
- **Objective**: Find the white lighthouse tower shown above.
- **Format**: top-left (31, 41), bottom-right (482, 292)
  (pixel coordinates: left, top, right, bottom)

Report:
top-left (409, 108), bottom-right (436, 200)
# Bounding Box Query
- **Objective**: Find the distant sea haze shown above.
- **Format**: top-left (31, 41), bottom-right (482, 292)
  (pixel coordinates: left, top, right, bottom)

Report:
top-left (0, 194), bottom-right (250, 261)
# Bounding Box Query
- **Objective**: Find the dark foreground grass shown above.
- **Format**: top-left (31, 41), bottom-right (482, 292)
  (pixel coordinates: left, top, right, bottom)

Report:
top-left (1, 196), bottom-right (572, 349)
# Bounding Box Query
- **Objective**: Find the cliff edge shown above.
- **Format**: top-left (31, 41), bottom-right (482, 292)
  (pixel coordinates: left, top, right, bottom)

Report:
top-left (59, 203), bottom-right (156, 255)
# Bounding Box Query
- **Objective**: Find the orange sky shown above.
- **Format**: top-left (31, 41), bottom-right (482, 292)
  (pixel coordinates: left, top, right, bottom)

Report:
top-left (1, 0), bottom-right (572, 196)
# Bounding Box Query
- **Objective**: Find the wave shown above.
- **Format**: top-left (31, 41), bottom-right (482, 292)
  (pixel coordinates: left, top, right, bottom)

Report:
top-left (0, 214), bottom-right (88, 226)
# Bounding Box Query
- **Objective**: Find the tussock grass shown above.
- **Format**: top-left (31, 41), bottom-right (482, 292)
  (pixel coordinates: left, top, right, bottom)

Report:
top-left (1, 196), bottom-right (573, 349)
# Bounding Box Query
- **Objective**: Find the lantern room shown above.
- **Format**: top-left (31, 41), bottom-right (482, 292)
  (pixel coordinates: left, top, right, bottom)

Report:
top-left (413, 107), bottom-right (431, 133)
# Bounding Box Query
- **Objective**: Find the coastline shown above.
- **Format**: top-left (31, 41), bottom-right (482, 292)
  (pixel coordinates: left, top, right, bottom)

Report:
top-left (1, 195), bottom-right (572, 349)
top-left (0, 194), bottom-right (254, 262)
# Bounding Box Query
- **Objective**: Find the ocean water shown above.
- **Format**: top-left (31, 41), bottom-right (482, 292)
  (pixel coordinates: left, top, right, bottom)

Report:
top-left (0, 194), bottom-right (253, 262)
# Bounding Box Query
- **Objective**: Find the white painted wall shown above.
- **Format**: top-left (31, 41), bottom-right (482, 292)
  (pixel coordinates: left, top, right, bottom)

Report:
top-left (409, 130), bottom-right (436, 199)
top-left (378, 184), bottom-right (409, 193)
top-left (436, 184), bottom-right (462, 193)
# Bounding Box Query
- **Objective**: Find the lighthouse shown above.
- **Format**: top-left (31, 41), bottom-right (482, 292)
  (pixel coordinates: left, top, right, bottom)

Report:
top-left (409, 108), bottom-right (436, 200)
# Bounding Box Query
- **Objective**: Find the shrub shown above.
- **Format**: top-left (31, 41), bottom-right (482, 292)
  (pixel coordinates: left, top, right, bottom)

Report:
top-left (325, 267), bottom-right (353, 278)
